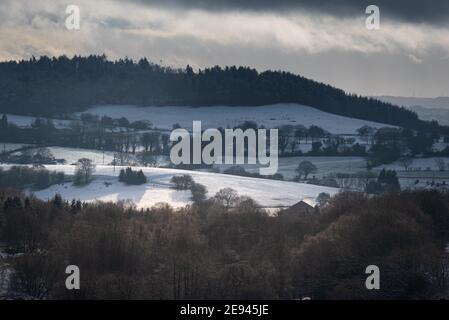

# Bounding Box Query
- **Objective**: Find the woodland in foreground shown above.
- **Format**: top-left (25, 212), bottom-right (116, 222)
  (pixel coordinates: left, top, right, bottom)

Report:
top-left (1, 189), bottom-right (449, 299)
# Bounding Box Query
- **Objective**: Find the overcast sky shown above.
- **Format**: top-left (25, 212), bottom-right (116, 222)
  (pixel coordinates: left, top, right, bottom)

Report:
top-left (1, 0), bottom-right (449, 97)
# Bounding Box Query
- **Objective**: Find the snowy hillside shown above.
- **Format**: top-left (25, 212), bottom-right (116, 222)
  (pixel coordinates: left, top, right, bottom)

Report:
top-left (78, 103), bottom-right (395, 134)
top-left (24, 165), bottom-right (339, 209)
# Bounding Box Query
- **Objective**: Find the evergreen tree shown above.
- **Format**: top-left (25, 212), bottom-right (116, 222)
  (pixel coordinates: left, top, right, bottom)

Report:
top-left (53, 193), bottom-right (63, 208)
top-left (377, 169), bottom-right (401, 193)
top-left (119, 167), bottom-right (147, 185)
top-left (0, 114), bottom-right (7, 129)
top-left (119, 169), bottom-right (125, 182)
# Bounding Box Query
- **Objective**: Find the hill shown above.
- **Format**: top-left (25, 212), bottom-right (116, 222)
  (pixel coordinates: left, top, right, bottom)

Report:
top-left (0, 55), bottom-right (430, 131)
top-left (377, 96), bottom-right (449, 109)
top-left (377, 96), bottom-right (449, 126)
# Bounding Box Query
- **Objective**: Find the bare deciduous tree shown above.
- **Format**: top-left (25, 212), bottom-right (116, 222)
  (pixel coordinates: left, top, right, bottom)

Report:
top-left (74, 158), bottom-right (95, 185)
top-left (435, 158), bottom-right (446, 172)
top-left (399, 157), bottom-right (413, 171)
top-left (296, 160), bottom-right (317, 180)
top-left (213, 188), bottom-right (239, 207)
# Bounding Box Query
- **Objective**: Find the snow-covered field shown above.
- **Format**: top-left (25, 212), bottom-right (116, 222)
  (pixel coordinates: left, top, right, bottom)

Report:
top-left (22, 165), bottom-right (339, 209)
top-left (79, 104), bottom-right (394, 134)
top-left (4, 114), bottom-right (72, 129)
top-left (8, 146), bottom-right (170, 167)
top-left (45, 147), bottom-right (116, 165)
top-left (374, 158), bottom-right (449, 189)
top-left (6, 146), bottom-right (117, 165)
top-left (375, 157), bottom-right (449, 172)
top-left (3, 144), bottom-right (368, 180)
top-left (216, 156), bottom-right (367, 180)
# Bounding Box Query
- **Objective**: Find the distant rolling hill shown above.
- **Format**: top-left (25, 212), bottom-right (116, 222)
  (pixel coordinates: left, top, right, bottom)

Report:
top-left (377, 96), bottom-right (449, 126)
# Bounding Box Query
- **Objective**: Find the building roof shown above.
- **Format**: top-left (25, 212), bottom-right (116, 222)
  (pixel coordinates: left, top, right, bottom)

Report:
top-left (282, 200), bottom-right (315, 216)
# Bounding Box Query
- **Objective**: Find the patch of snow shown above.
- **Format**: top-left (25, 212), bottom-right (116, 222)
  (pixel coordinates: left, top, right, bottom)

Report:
top-left (432, 142), bottom-right (449, 152)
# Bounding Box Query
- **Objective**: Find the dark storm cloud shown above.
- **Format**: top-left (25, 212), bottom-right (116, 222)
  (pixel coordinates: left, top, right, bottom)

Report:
top-left (133, 0), bottom-right (449, 24)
